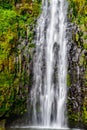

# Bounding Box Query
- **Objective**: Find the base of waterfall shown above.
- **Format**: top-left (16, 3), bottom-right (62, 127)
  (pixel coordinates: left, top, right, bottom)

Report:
top-left (10, 125), bottom-right (69, 129)
top-left (8, 126), bottom-right (82, 130)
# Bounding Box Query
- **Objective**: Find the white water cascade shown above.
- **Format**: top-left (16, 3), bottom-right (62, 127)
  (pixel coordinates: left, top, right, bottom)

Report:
top-left (31, 0), bottom-right (68, 128)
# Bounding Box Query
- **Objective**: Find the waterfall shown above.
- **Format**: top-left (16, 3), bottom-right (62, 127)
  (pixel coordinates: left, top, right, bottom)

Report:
top-left (30, 0), bottom-right (68, 128)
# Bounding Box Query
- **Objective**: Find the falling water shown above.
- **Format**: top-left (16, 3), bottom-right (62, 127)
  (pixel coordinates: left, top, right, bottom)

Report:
top-left (30, 0), bottom-right (68, 128)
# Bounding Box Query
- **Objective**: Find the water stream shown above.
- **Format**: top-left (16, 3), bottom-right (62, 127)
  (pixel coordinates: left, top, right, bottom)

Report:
top-left (30, 0), bottom-right (68, 128)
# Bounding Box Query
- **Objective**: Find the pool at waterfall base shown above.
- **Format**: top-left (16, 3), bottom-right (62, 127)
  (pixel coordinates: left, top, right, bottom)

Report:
top-left (6, 126), bottom-right (82, 130)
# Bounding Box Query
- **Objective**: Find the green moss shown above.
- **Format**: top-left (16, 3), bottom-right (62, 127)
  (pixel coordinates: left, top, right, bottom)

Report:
top-left (76, 33), bottom-right (79, 42)
top-left (68, 109), bottom-right (78, 127)
top-left (79, 54), bottom-right (85, 66)
top-left (84, 71), bottom-right (87, 86)
top-left (67, 74), bottom-right (71, 87)
top-left (83, 35), bottom-right (87, 40)
top-left (69, 113), bottom-right (78, 122)
top-left (82, 99), bottom-right (87, 124)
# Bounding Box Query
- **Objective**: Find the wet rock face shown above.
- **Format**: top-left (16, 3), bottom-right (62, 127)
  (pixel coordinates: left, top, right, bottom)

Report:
top-left (67, 23), bottom-right (87, 128)
top-left (0, 120), bottom-right (5, 128)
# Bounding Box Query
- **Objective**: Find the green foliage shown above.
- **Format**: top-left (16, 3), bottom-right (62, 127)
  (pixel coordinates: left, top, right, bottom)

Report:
top-left (82, 71), bottom-right (87, 125)
top-left (68, 0), bottom-right (87, 42)
top-left (0, 0), bottom-right (41, 118)
top-left (0, 0), bottom-right (13, 9)
top-left (82, 98), bottom-right (87, 124)
top-left (0, 9), bottom-right (17, 36)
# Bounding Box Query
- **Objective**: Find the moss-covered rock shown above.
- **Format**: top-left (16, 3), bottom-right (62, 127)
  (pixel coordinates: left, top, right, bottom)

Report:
top-left (67, 0), bottom-right (87, 128)
top-left (0, 0), bottom-right (41, 122)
